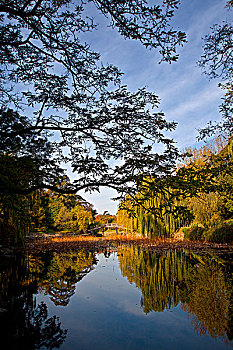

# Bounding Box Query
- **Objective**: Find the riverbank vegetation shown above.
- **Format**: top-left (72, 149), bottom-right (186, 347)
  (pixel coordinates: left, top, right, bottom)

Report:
top-left (0, 189), bottom-right (96, 244)
top-left (1, 136), bottom-right (232, 245)
top-left (117, 136), bottom-right (233, 243)
top-left (0, 186), bottom-right (118, 245)
top-left (0, 0), bottom-right (232, 247)
top-left (25, 234), bottom-right (233, 258)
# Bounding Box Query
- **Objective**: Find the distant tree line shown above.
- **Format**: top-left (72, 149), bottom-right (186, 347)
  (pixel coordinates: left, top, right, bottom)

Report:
top-left (0, 0), bottom-right (232, 244)
top-left (117, 136), bottom-right (233, 243)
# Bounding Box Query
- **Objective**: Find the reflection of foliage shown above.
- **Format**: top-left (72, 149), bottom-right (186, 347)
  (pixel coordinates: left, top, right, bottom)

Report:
top-left (26, 254), bottom-right (44, 284)
top-left (118, 246), bottom-right (195, 313)
top-left (0, 254), bottom-right (67, 349)
top-left (0, 301), bottom-right (67, 350)
top-left (180, 262), bottom-right (233, 341)
top-left (36, 250), bottom-right (96, 306)
top-left (118, 246), bottom-right (233, 343)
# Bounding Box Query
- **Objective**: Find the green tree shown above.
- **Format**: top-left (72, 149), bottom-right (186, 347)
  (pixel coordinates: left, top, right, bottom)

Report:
top-left (117, 188), bottom-right (190, 238)
top-left (0, 0), bottom-right (184, 198)
top-left (198, 1), bottom-right (233, 138)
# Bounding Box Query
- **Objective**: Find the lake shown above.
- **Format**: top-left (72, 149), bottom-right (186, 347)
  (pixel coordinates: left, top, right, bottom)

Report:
top-left (0, 245), bottom-right (232, 349)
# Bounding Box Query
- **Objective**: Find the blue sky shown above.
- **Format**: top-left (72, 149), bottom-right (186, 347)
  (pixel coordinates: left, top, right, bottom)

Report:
top-left (77, 0), bottom-right (232, 214)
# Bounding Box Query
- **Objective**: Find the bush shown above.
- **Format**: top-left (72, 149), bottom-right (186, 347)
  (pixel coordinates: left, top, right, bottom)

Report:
top-left (182, 224), bottom-right (205, 242)
top-left (204, 222), bottom-right (233, 244)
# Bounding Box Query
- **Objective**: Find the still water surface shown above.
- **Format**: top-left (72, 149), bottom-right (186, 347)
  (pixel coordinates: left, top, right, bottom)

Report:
top-left (0, 246), bottom-right (232, 349)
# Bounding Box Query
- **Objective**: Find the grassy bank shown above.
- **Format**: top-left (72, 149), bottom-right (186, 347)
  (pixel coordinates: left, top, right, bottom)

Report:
top-left (25, 234), bottom-right (233, 257)
top-left (182, 221), bottom-right (233, 244)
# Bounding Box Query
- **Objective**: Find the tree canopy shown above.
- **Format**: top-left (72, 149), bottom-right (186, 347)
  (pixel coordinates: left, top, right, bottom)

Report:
top-left (198, 0), bottom-right (233, 139)
top-left (1, 0), bottom-right (232, 197)
top-left (1, 1), bottom-right (233, 244)
top-left (0, 0), bottom-right (186, 197)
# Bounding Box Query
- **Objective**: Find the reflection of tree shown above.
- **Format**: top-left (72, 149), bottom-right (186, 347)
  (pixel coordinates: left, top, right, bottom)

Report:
top-left (1, 301), bottom-right (67, 349)
top-left (0, 254), bottom-right (67, 349)
top-left (38, 250), bottom-right (96, 306)
top-left (118, 246), bottom-right (195, 313)
top-left (180, 262), bottom-right (233, 342)
top-left (118, 246), bottom-right (233, 343)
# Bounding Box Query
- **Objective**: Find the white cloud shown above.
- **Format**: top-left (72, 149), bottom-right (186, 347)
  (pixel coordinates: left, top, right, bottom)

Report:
top-left (167, 84), bottom-right (222, 122)
top-left (75, 0), bottom-right (229, 212)
top-left (80, 187), bottom-right (119, 215)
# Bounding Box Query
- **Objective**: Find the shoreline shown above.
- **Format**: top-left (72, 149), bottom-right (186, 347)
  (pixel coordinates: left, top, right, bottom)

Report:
top-left (25, 235), bottom-right (233, 257)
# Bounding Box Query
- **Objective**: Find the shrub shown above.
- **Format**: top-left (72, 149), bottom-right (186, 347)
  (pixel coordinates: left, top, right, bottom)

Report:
top-left (204, 222), bottom-right (233, 244)
top-left (182, 224), bottom-right (205, 242)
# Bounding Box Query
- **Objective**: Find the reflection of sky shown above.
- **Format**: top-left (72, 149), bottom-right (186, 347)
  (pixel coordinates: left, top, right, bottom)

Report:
top-left (37, 253), bottom-right (228, 350)
top-left (74, 0), bottom-right (232, 214)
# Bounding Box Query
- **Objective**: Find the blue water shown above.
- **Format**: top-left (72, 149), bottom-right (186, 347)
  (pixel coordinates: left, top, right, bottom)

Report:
top-left (33, 252), bottom-right (232, 350)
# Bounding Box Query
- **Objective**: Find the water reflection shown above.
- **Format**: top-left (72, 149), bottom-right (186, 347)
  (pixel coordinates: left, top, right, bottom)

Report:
top-left (118, 246), bottom-right (233, 343)
top-left (0, 254), bottom-right (67, 349)
top-left (34, 251), bottom-right (97, 306)
top-left (180, 262), bottom-right (233, 341)
top-left (0, 246), bottom-right (232, 349)
top-left (119, 248), bottom-right (193, 312)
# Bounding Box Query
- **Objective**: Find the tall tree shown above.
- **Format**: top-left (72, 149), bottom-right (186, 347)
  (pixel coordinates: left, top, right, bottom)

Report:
top-left (198, 1), bottom-right (233, 139)
top-left (0, 0), bottom-right (186, 198)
